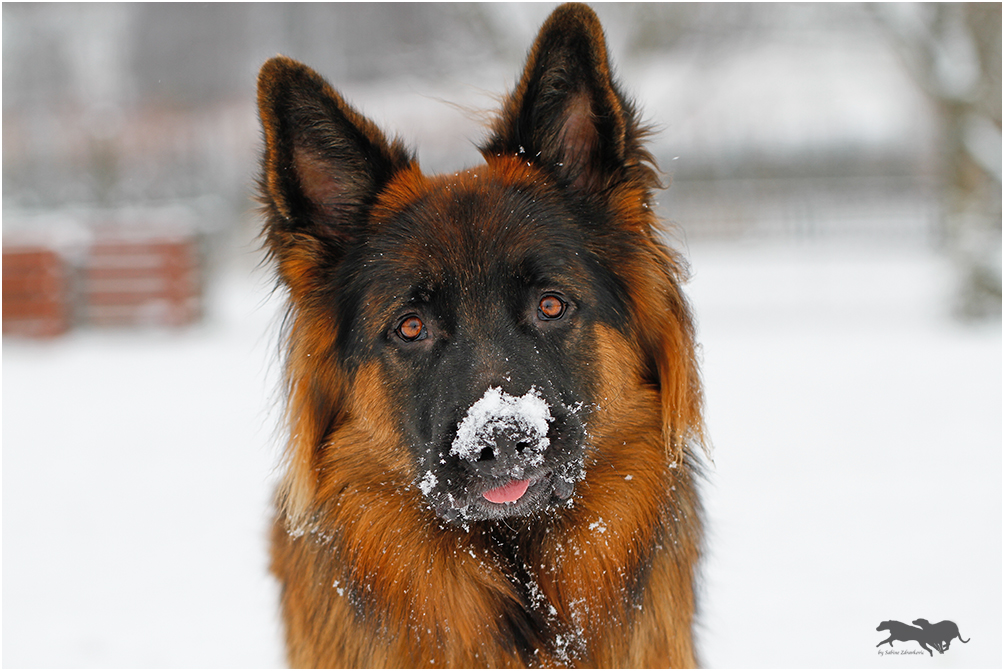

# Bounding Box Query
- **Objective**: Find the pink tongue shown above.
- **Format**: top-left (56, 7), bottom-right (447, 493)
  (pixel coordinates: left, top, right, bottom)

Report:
top-left (482, 479), bottom-right (531, 504)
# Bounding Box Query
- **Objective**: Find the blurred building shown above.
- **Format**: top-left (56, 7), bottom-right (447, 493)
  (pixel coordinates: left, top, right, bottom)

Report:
top-left (3, 3), bottom-right (1000, 326)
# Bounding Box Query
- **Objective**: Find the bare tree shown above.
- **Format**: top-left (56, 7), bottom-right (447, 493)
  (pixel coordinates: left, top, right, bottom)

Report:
top-left (874, 3), bottom-right (1002, 318)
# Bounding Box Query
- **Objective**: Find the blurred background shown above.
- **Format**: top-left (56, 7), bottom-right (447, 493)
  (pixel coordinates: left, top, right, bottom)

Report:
top-left (3, 3), bottom-right (1000, 667)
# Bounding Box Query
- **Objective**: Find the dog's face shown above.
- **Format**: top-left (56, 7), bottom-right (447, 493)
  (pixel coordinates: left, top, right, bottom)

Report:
top-left (258, 4), bottom-right (703, 530)
top-left (340, 167), bottom-right (633, 522)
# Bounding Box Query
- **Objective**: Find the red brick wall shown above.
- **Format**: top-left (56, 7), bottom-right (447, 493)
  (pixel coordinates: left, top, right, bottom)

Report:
top-left (81, 237), bottom-right (201, 327)
top-left (3, 247), bottom-right (71, 337)
top-left (3, 234), bottom-right (202, 336)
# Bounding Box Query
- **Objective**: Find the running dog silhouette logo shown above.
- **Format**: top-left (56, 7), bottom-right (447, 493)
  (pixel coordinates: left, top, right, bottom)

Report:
top-left (876, 619), bottom-right (970, 657)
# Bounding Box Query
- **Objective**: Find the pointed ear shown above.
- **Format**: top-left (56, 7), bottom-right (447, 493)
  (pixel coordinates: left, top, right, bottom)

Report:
top-left (482, 3), bottom-right (645, 194)
top-left (257, 56), bottom-right (413, 242)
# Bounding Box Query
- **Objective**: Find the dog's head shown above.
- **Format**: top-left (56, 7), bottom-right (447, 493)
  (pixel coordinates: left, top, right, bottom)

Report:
top-left (258, 3), bottom-right (703, 527)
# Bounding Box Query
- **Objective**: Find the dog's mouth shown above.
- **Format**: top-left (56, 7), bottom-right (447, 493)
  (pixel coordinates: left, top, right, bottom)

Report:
top-left (430, 468), bottom-right (579, 524)
top-left (482, 478), bottom-right (531, 504)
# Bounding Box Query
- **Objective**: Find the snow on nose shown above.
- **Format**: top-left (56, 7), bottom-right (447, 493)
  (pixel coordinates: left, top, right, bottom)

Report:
top-left (451, 386), bottom-right (552, 467)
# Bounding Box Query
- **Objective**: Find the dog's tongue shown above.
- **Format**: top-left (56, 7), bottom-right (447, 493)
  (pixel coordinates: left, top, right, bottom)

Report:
top-left (482, 479), bottom-right (530, 504)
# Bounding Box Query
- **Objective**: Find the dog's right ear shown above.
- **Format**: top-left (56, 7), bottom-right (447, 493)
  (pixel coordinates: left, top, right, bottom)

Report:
top-left (257, 56), bottom-right (413, 248)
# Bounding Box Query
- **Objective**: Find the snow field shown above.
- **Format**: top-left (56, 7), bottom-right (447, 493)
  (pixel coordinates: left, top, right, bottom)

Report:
top-left (689, 240), bottom-right (1001, 668)
top-left (3, 237), bottom-right (999, 667)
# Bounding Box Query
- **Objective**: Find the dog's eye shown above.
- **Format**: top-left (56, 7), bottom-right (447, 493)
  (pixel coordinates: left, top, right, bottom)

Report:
top-left (538, 294), bottom-right (566, 320)
top-left (396, 315), bottom-right (426, 341)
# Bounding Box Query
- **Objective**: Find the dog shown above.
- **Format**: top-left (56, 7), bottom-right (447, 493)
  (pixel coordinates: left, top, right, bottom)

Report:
top-left (912, 619), bottom-right (969, 653)
top-left (257, 3), bottom-right (706, 666)
top-left (876, 620), bottom-right (936, 656)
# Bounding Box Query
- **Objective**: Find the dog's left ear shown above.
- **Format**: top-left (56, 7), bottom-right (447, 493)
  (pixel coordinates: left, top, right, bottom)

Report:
top-left (482, 3), bottom-right (647, 195)
top-left (257, 56), bottom-right (413, 249)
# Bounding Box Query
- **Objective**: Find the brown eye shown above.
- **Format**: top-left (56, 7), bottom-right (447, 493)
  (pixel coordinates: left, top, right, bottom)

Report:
top-left (538, 294), bottom-right (566, 320)
top-left (396, 315), bottom-right (425, 341)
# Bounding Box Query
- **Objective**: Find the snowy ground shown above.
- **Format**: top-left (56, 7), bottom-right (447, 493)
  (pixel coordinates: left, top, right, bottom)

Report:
top-left (4, 234), bottom-right (1000, 667)
top-left (687, 239), bottom-right (1001, 668)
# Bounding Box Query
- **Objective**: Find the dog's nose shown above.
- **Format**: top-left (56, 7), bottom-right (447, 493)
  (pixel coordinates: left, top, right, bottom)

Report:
top-left (475, 434), bottom-right (531, 462)
top-left (450, 386), bottom-right (552, 481)
top-left (467, 428), bottom-right (539, 479)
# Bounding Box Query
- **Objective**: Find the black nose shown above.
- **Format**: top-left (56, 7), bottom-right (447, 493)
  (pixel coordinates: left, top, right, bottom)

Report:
top-left (466, 429), bottom-right (538, 479)
top-left (476, 437), bottom-right (531, 463)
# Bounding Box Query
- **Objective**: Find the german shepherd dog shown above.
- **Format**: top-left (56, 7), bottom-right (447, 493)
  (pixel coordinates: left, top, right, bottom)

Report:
top-left (257, 3), bottom-right (705, 667)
